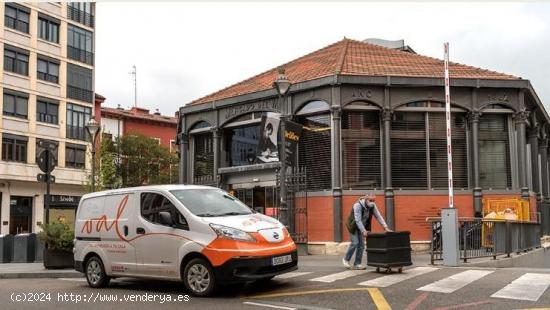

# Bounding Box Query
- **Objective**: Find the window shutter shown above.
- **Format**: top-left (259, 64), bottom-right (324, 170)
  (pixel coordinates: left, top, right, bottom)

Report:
top-left (342, 110), bottom-right (381, 189)
top-left (297, 114), bottom-right (331, 191)
top-left (391, 112), bottom-right (427, 189)
top-left (428, 113), bottom-right (468, 189)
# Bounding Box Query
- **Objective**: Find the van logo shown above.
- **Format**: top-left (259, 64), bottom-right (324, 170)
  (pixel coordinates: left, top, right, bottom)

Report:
top-left (273, 232), bottom-right (280, 240)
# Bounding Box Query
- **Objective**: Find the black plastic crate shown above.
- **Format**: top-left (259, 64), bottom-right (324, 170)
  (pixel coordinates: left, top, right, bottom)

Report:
top-left (366, 231), bottom-right (412, 271)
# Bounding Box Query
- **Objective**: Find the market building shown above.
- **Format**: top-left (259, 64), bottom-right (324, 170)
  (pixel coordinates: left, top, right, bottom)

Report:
top-left (177, 38), bottom-right (550, 251)
top-left (0, 2), bottom-right (95, 235)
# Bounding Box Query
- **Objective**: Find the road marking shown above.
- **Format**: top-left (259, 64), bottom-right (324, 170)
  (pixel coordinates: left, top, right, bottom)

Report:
top-left (432, 299), bottom-right (493, 310)
top-left (418, 270), bottom-right (494, 293)
top-left (58, 278), bottom-right (87, 282)
top-left (243, 301), bottom-right (335, 310)
top-left (491, 273), bottom-right (550, 301)
top-left (309, 270), bottom-right (366, 283)
top-left (404, 292), bottom-right (429, 310)
top-left (367, 288), bottom-right (391, 310)
top-left (359, 267), bottom-right (438, 287)
top-left (243, 301), bottom-right (296, 310)
top-left (275, 271), bottom-right (313, 279)
top-left (246, 287), bottom-right (372, 299)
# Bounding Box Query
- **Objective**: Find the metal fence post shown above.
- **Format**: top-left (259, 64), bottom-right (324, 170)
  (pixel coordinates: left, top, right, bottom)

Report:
top-left (463, 222), bottom-right (468, 263)
top-left (505, 221), bottom-right (511, 258)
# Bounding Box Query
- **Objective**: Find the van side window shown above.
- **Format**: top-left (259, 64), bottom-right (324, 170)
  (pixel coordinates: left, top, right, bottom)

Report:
top-left (140, 192), bottom-right (188, 228)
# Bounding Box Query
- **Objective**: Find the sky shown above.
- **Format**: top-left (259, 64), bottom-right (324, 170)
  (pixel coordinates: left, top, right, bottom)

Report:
top-left (95, 2), bottom-right (550, 116)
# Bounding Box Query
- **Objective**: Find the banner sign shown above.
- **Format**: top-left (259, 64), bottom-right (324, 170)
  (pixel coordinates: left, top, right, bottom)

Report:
top-left (49, 195), bottom-right (81, 207)
top-left (256, 112), bottom-right (281, 164)
top-left (283, 120), bottom-right (302, 167)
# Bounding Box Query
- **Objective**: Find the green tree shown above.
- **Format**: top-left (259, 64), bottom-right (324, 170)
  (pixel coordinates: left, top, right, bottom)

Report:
top-left (99, 138), bottom-right (121, 189)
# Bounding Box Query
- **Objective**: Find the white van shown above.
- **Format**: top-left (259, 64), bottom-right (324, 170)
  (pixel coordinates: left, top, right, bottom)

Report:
top-left (73, 185), bottom-right (298, 296)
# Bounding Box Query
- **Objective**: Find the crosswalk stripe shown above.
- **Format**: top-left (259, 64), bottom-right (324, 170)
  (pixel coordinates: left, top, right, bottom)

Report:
top-left (359, 267), bottom-right (439, 288)
top-left (417, 270), bottom-right (494, 293)
top-left (309, 270), bottom-right (366, 283)
top-left (276, 272), bottom-right (313, 279)
top-left (491, 273), bottom-right (550, 301)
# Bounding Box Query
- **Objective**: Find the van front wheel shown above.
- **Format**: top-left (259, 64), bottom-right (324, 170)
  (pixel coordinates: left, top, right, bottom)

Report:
top-left (85, 256), bottom-right (110, 288)
top-left (183, 258), bottom-right (216, 297)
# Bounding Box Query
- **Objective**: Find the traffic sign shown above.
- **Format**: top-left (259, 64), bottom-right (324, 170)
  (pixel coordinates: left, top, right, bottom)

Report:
top-left (37, 173), bottom-right (55, 183)
top-left (37, 149), bottom-right (56, 173)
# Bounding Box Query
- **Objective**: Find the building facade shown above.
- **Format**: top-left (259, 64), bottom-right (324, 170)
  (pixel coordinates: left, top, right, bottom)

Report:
top-left (177, 39), bottom-right (550, 249)
top-left (100, 106), bottom-right (177, 150)
top-left (0, 2), bottom-right (95, 234)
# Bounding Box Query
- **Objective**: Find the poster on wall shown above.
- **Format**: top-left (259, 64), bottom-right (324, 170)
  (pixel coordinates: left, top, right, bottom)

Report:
top-left (256, 112), bottom-right (281, 163)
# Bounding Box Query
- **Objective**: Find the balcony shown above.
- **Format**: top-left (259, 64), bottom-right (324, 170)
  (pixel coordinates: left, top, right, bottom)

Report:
top-left (67, 85), bottom-right (93, 103)
top-left (67, 5), bottom-right (94, 28)
top-left (67, 46), bottom-right (94, 65)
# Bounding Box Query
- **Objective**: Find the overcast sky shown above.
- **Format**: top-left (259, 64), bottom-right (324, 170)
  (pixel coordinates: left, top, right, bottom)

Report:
top-left (95, 2), bottom-right (550, 116)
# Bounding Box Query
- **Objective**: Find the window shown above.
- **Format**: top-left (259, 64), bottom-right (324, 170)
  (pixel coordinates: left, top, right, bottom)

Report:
top-left (193, 133), bottom-right (214, 181)
top-left (67, 64), bottom-right (93, 102)
top-left (140, 192), bottom-right (187, 227)
top-left (37, 57), bottom-right (60, 84)
top-left (342, 111), bottom-right (381, 189)
top-left (479, 114), bottom-right (512, 189)
top-left (36, 139), bottom-right (58, 165)
top-left (36, 98), bottom-right (59, 124)
top-left (66, 103), bottom-right (91, 140)
top-left (390, 109), bottom-right (469, 189)
top-left (38, 14), bottom-right (59, 43)
top-left (65, 143), bottom-right (86, 168)
top-left (2, 134), bottom-right (28, 163)
top-left (296, 101), bottom-right (332, 191)
top-left (5, 4), bottom-right (29, 33)
top-left (225, 124), bottom-right (260, 166)
top-left (68, 2), bottom-right (94, 28)
top-left (3, 90), bottom-right (28, 119)
top-left (4, 45), bottom-right (29, 76)
top-left (170, 188), bottom-right (252, 217)
top-left (67, 25), bottom-right (93, 65)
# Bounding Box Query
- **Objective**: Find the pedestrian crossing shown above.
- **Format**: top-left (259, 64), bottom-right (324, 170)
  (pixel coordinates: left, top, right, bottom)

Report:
top-left (274, 268), bottom-right (550, 302)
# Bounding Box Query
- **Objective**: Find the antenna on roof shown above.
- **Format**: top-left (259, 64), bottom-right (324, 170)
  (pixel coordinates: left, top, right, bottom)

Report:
top-left (129, 65), bottom-right (137, 108)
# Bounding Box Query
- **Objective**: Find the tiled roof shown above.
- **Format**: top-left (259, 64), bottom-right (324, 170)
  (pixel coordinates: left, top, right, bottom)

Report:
top-left (190, 38), bottom-right (520, 105)
top-left (101, 107), bottom-right (177, 125)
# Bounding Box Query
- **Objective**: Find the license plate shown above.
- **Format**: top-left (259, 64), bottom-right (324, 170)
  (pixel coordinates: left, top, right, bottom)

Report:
top-left (272, 254), bottom-right (292, 266)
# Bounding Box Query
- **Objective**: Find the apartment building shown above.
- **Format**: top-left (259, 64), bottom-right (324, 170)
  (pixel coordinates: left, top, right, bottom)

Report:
top-left (0, 2), bottom-right (95, 234)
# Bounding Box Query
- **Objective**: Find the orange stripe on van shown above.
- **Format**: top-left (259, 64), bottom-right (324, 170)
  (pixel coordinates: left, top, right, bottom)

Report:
top-left (201, 232), bottom-right (297, 266)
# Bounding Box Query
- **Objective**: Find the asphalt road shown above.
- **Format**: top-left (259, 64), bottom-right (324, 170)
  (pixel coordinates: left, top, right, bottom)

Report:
top-left (1, 256), bottom-right (549, 310)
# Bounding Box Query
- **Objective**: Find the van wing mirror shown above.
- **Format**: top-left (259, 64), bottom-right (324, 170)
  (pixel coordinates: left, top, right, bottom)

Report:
top-left (159, 211), bottom-right (173, 226)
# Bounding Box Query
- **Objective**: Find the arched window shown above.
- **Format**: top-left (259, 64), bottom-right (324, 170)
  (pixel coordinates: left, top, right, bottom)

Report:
top-left (342, 108), bottom-right (381, 189)
top-left (479, 114), bottom-right (512, 189)
top-left (189, 121), bottom-right (212, 132)
top-left (295, 101), bottom-right (331, 190)
top-left (391, 102), bottom-right (468, 189)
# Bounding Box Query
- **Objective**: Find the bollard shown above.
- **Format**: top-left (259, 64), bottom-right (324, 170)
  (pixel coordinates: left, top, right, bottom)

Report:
top-left (13, 233), bottom-right (37, 263)
top-left (0, 234), bottom-right (14, 263)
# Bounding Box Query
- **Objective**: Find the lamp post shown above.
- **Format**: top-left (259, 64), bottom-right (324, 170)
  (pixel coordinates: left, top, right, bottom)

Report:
top-left (273, 67), bottom-right (291, 226)
top-left (86, 118), bottom-right (100, 192)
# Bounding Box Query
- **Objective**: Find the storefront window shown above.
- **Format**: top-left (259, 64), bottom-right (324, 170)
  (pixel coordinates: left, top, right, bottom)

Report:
top-left (225, 124), bottom-right (260, 166)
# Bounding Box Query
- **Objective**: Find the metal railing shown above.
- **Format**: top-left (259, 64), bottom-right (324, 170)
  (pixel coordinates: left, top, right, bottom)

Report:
top-left (67, 6), bottom-right (94, 28)
top-left (428, 215), bottom-right (541, 264)
top-left (193, 175), bottom-right (215, 186)
top-left (67, 46), bottom-right (94, 65)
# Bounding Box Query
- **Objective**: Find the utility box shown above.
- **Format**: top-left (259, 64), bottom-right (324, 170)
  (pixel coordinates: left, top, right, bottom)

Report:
top-left (0, 234), bottom-right (14, 263)
top-left (366, 231), bottom-right (412, 273)
top-left (13, 233), bottom-right (36, 263)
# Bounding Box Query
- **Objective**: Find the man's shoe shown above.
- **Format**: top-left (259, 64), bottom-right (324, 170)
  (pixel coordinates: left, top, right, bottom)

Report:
top-left (353, 265), bottom-right (367, 270)
top-left (342, 258), bottom-right (351, 269)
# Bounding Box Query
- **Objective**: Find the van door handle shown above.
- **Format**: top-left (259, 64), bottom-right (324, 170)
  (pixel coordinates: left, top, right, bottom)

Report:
top-left (123, 225), bottom-right (128, 236)
top-left (136, 227), bottom-right (145, 234)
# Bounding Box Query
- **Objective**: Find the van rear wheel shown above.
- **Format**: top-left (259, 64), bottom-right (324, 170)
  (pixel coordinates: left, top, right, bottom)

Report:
top-left (183, 258), bottom-right (216, 297)
top-left (85, 256), bottom-right (110, 288)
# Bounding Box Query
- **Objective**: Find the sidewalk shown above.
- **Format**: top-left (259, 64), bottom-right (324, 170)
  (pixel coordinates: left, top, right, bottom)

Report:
top-left (0, 263), bottom-right (82, 279)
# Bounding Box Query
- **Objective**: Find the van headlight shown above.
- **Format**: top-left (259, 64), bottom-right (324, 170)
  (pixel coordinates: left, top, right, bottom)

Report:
top-left (209, 224), bottom-right (256, 242)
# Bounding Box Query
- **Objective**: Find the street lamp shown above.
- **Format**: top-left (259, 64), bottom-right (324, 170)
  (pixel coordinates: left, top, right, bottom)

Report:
top-left (86, 118), bottom-right (100, 192)
top-left (273, 67), bottom-right (291, 227)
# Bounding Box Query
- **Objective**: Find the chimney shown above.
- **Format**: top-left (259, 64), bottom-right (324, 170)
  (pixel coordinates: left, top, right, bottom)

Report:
top-left (154, 108), bottom-right (161, 116)
top-left (363, 38), bottom-right (416, 53)
top-left (117, 104), bottom-right (124, 110)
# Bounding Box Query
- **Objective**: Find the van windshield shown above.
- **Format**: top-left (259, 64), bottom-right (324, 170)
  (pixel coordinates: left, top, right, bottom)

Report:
top-left (169, 189), bottom-right (253, 217)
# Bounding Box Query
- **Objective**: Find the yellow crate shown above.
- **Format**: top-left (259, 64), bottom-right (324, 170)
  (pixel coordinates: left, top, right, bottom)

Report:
top-left (482, 198), bottom-right (530, 222)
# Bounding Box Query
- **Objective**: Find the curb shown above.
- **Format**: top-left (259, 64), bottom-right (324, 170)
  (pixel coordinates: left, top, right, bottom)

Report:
top-left (0, 271), bottom-right (83, 279)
